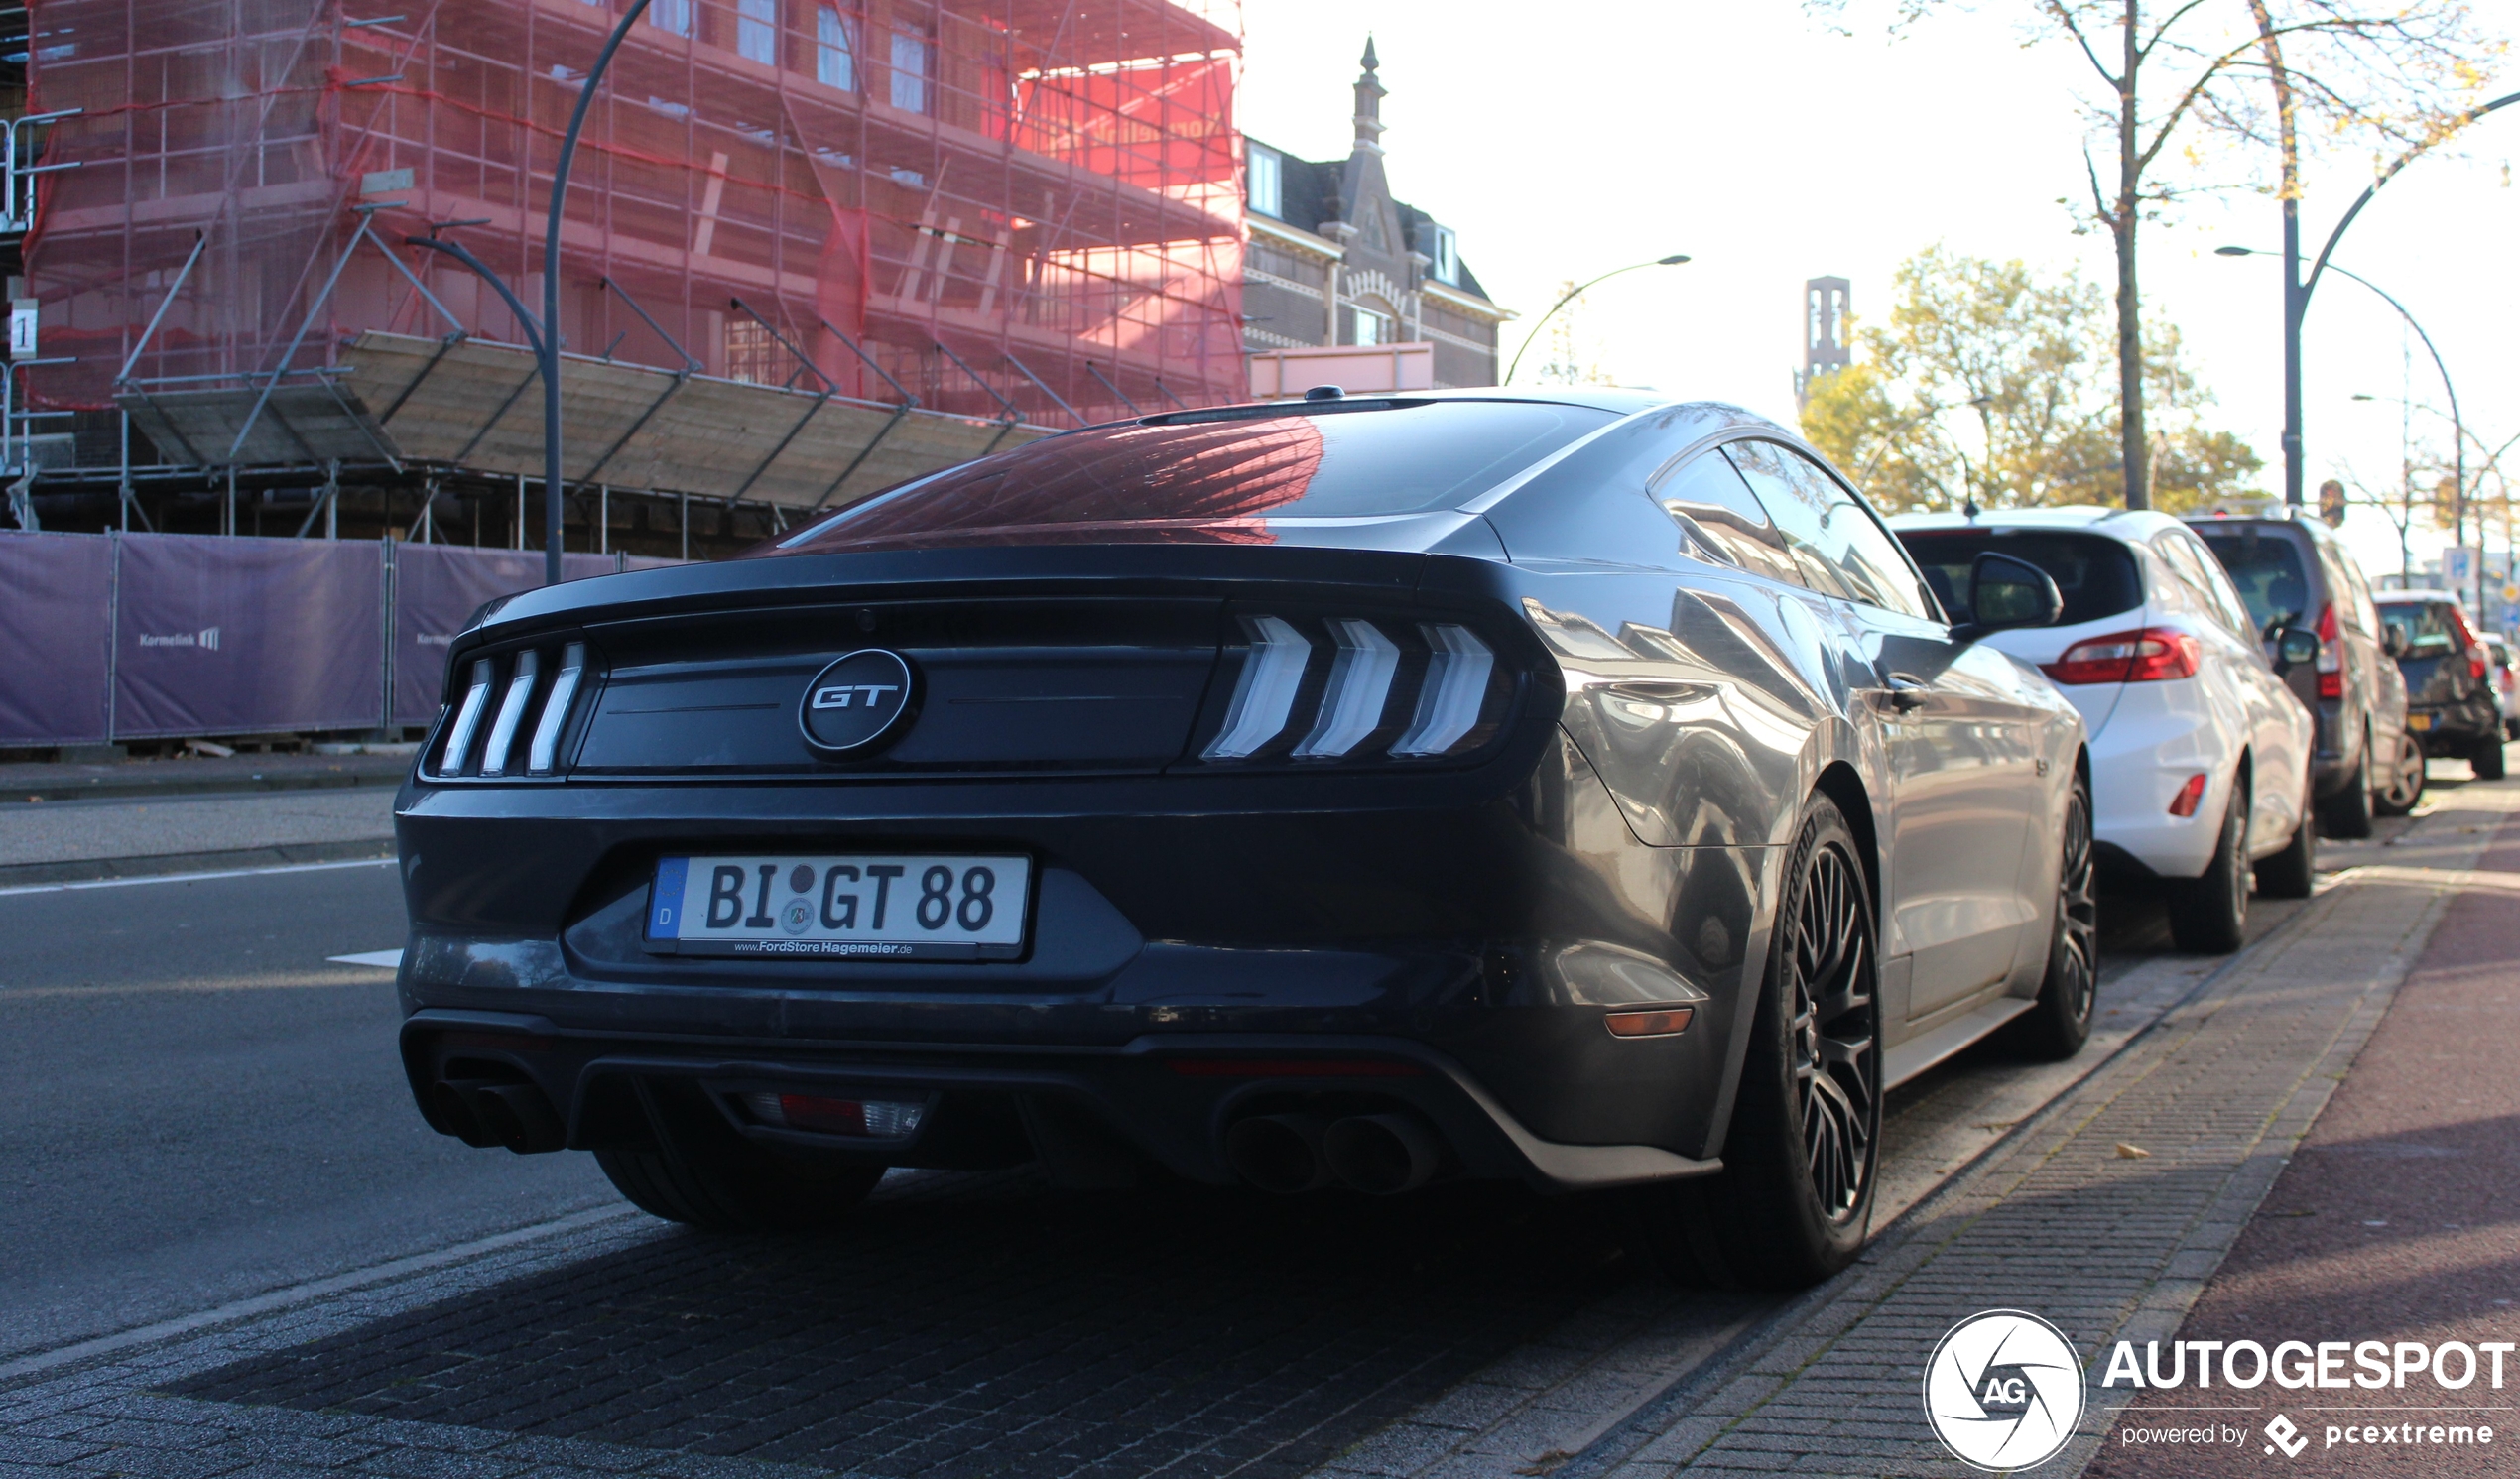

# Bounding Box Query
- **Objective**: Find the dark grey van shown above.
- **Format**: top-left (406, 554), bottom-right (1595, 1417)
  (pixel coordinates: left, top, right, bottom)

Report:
top-left (2188, 512), bottom-right (2416, 833)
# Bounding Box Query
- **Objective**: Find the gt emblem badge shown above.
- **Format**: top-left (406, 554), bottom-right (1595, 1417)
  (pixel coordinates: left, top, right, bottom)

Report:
top-left (799, 648), bottom-right (918, 757)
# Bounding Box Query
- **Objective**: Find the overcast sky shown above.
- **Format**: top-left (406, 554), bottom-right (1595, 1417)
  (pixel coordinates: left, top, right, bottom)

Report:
top-left (1235, 0), bottom-right (2518, 579)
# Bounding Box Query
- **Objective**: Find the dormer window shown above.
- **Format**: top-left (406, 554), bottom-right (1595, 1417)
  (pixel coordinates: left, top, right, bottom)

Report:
top-left (1247, 145), bottom-right (1282, 219)
top-left (1431, 225), bottom-right (1459, 287)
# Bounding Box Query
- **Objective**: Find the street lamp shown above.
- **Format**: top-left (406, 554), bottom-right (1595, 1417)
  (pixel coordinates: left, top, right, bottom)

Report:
top-left (2218, 246), bottom-right (2471, 611)
top-left (2218, 89), bottom-right (2518, 515)
top-left (1502, 254), bottom-right (1691, 387)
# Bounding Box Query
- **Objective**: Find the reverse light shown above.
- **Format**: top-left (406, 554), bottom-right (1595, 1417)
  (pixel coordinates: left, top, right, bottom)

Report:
top-left (744, 1091), bottom-right (926, 1138)
top-left (2169, 772), bottom-right (2208, 817)
top-left (2043, 628), bottom-right (2201, 685)
top-left (2315, 603), bottom-right (2342, 700)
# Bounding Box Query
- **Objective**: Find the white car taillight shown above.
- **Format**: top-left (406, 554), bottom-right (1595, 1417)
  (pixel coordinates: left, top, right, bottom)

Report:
top-left (1296, 619), bottom-right (1402, 758)
top-left (1392, 623), bottom-right (1496, 756)
top-left (1204, 615), bottom-right (1312, 759)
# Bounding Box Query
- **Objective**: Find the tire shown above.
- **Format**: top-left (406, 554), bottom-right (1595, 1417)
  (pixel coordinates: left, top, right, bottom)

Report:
top-left (2318, 731), bottom-right (2374, 839)
top-left (2374, 738), bottom-right (2426, 815)
top-left (2164, 776), bottom-right (2248, 954)
top-left (2253, 769), bottom-right (2317, 900)
top-left (1635, 796), bottom-right (1879, 1290)
top-left (2472, 735), bottom-right (2507, 781)
top-left (1999, 771), bottom-right (2098, 1060)
top-left (595, 1091), bottom-right (884, 1233)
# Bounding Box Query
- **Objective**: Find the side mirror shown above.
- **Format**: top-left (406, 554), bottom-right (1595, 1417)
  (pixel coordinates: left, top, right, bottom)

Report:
top-left (2273, 627), bottom-right (2320, 672)
top-left (1953, 551), bottom-right (2064, 642)
top-left (2381, 621), bottom-right (2410, 659)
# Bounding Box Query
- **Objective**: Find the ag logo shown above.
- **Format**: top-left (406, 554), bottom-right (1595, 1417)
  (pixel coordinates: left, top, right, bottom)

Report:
top-left (1923, 1309), bottom-right (2084, 1471)
top-left (799, 649), bottom-right (918, 757)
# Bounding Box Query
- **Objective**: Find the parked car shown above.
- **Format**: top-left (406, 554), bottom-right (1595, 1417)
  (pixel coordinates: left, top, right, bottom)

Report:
top-left (2185, 511), bottom-right (2413, 838)
top-left (395, 392), bottom-right (2093, 1291)
top-left (2490, 641), bottom-right (2520, 741)
top-left (2374, 590), bottom-right (2505, 780)
top-left (1893, 508), bottom-right (2317, 954)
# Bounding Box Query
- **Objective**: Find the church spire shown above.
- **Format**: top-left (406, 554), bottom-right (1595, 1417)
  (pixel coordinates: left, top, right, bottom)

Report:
top-left (1351, 35), bottom-right (1385, 156)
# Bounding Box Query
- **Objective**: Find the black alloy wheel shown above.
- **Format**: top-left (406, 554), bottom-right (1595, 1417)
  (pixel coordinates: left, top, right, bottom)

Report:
top-left (2002, 771), bottom-right (2097, 1060)
top-left (2318, 730), bottom-right (2374, 839)
top-left (2165, 777), bottom-right (2248, 955)
top-left (2375, 733), bottom-right (2425, 816)
top-left (1635, 796), bottom-right (1880, 1290)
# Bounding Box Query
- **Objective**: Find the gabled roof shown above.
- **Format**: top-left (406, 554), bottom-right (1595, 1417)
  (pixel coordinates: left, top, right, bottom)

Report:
top-left (1245, 136), bottom-right (1494, 305)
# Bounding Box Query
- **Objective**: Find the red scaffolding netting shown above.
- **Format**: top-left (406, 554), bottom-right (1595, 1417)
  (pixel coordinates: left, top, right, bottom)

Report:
top-left (24, 0), bottom-right (1245, 436)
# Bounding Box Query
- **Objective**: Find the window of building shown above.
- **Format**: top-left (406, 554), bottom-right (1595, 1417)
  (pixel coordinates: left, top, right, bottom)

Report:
top-left (816, 6), bottom-right (855, 89)
top-left (890, 31), bottom-right (929, 113)
top-left (650, 0), bottom-right (692, 37)
top-left (736, 0), bottom-right (776, 63)
top-left (1247, 145), bottom-right (1281, 218)
top-left (1431, 225), bottom-right (1459, 286)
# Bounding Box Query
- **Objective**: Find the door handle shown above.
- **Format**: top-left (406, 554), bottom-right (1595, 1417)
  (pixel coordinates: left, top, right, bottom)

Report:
top-left (1881, 673), bottom-right (1930, 713)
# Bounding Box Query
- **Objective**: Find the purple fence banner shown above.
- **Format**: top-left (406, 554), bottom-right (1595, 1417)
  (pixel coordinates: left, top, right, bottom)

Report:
top-left (0, 531), bottom-right (115, 745)
top-left (114, 533), bottom-right (386, 738)
top-left (391, 546), bottom-right (616, 724)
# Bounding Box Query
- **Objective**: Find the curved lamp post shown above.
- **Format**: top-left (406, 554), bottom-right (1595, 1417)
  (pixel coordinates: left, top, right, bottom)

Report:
top-left (2218, 246), bottom-right (2471, 609)
top-left (1502, 254), bottom-right (1690, 387)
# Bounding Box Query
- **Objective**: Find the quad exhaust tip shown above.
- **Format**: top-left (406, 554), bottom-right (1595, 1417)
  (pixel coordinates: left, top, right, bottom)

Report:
top-left (1226, 1110), bottom-right (1445, 1195)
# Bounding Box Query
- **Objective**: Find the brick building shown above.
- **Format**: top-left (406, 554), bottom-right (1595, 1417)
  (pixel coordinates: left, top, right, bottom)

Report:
top-left (1239, 41), bottom-right (1508, 395)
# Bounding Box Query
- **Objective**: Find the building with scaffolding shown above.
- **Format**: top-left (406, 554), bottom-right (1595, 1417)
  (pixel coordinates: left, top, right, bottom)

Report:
top-left (6, 0), bottom-right (1244, 558)
top-left (1238, 40), bottom-right (1508, 400)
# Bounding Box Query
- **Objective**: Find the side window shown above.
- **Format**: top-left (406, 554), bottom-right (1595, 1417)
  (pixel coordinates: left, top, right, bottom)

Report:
top-left (1722, 439), bottom-right (1933, 619)
top-left (1648, 451), bottom-right (1802, 586)
top-left (2161, 534), bottom-right (2255, 642)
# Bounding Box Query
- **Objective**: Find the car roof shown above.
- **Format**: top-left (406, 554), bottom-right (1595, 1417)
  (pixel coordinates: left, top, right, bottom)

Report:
top-left (1887, 506), bottom-right (2186, 543)
top-left (2375, 588), bottom-right (2465, 604)
top-left (2184, 510), bottom-right (2331, 544)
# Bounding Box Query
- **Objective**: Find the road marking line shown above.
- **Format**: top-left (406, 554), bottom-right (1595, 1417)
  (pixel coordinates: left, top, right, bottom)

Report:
top-left (0, 856), bottom-right (396, 898)
top-left (328, 948), bottom-right (405, 968)
top-left (0, 1204), bottom-right (642, 1383)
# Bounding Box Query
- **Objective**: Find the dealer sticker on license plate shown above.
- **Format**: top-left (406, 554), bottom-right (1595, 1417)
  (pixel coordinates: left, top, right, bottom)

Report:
top-left (646, 854), bottom-right (1030, 959)
top-left (2408, 713), bottom-right (2434, 731)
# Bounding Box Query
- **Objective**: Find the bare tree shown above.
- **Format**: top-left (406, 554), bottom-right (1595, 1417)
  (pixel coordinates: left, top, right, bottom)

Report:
top-left (1820, 0), bottom-right (2500, 510)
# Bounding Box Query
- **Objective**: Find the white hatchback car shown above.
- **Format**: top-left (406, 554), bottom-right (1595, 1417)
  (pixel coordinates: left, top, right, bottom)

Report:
top-left (1893, 508), bottom-right (2317, 952)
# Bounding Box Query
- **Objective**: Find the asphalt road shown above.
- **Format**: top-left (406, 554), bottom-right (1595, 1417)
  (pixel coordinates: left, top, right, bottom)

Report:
top-left (0, 775), bottom-right (2431, 1376)
top-left (0, 859), bottom-right (612, 1363)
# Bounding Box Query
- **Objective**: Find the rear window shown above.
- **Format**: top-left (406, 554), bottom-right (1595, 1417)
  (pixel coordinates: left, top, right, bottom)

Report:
top-left (772, 401), bottom-right (1616, 554)
top-left (1894, 530), bottom-right (2143, 628)
top-left (2197, 528), bottom-right (2313, 631)
top-left (2378, 600), bottom-right (2457, 655)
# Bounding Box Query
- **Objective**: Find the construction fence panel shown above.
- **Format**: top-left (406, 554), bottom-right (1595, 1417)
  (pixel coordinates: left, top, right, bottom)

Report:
top-left (111, 534), bottom-right (389, 740)
top-left (0, 531), bottom-right (116, 746)
top-left (4, 534), bottom-right (672, 746)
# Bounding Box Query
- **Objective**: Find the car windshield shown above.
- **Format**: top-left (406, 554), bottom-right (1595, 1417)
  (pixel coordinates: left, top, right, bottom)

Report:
top-left (1894, 530), bottom-right (2142, 627)
top-left (2196, 528), bottom-right (2311, 631)
top-left (770, 401), bottom-right (1617, 554)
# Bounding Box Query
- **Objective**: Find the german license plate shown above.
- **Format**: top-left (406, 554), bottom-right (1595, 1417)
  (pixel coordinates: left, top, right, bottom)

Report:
top-left (2408, 713), bottom-right (2434, 731)
top-left (646, 854), bottom-right (1030, 960)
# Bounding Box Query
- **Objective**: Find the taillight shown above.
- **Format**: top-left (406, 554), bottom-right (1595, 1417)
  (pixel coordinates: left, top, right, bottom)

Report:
top-left (2042, 628), bottom-right (2202, 685)
top-left (2168, 773), bottom-right (2207, 817)
top-left (742, 1091), bottom-right (926, 1138)
top-left (430, 640), bottom-right (592, 780)
top-left (1199, 614), bottom-right (1512, 765)
top-left (2472, 646), bottom-right (2490, 682)
top-left (2315, 603), bottom-right (2343, 698)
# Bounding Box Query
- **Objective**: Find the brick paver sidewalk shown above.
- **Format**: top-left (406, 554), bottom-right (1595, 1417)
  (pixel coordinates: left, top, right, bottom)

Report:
top-left (2086, 807), bottom-right (2520, 1477)
top-left (1562, 786), bottom-right (2518, 1478)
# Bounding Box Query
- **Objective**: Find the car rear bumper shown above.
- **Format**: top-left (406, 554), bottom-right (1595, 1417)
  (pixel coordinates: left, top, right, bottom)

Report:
top-left (397, 1007), bottom-right (1723, 1192)
top-left (2408, 698), bottom-right (2500, 750)
top-left (2081, 682), bottom-right (2235, 880)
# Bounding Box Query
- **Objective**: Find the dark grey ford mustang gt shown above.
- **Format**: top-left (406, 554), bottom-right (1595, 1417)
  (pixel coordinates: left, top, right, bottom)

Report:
top-left (396, 389), bottom-right (2095, 1287)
